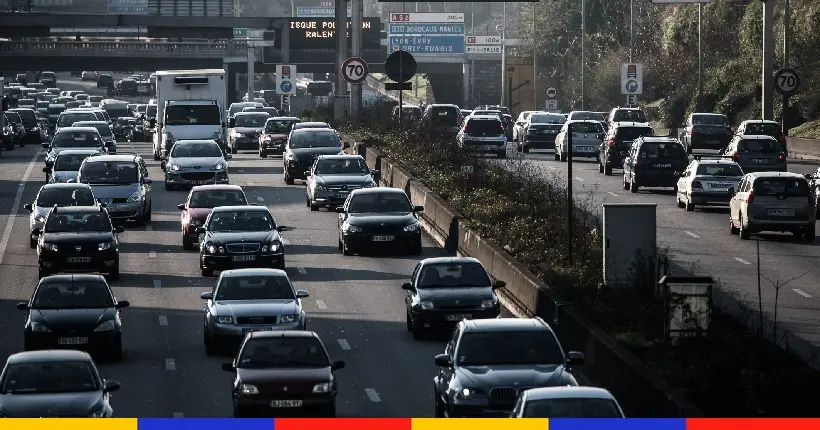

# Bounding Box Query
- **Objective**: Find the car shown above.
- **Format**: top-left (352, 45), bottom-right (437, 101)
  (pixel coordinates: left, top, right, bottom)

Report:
top-left (46, 87), bottom-right (61, 95)
top-left (229, 112), bottom-right (271, 153)
top-left (18, 274), bottom-right (129, 359)
top-left (517, 112), bottom-right (565, 153)
top-left (71, 120), bottom-right (116, 153)
top-left (421, 104), bottom-right (464, 139)
top-left (98, 99), bottom-right (129, 122)
top-left (81, 71), bottom-right (98, 81)
top-left (606, 107), bottom-right (647, 129)
top-left (97, 74), bottom-right (114, 89)
top-left (201, 268), bottom-right (310, 353)
top-left (554, 120), bottom-right (605, 161)
top-left (305, 155), bottom-right (378, 210)
top-left (432, 317), bottom-right (585, 417)
top-left (143, 103), bottom-right (157, 145)
top-left (9, 108), bottom-right (41, 145)
top-left (39, 71), bottom-right (57, 88)
top-left (259, 117), bottom-right (301, 158)
top-left (76, 154), bottom-right (153, 225)
top-left (43, 127), bottom-right (106, 180)
top-left (242, 106), bottom-right (280, 117)
top-left (198, 205), bottom-right (288, 276)
top-left (221, 331), bottom-right (345, 417)
top-left (15, 73), bottom-right (28, 85)
top-left (336, 187), bottom-right (423, 255)
top-left (56, 110), bottom-right (98, 133)
top-left (178, 185), bottom-right (249, 250)
top-left (722, 134), bottom-right (787, 173)
top-left (3, 110), bottom-right (25, 149)
top-left (46, 149), bottom-right (102, 184)
top-left (456, 114), bottom-right (507, 158)
top-left (283, 128), bottom-right (348, 185)
top-left (623, 136), bottom-right (688, 193)
top-left (729, 172), bottom-right (815, 241)
top-left (676, 157), bottom-right (744, 211)
top-left (403, 257), bottom-right (505, 338)
top-left (735, 119), bottom-right (786, 154)
top-left (0, 350), bottom-right (121, 417)
top-left (34, 205), bottom-right (124, 279)
top-left (292, 121), bottom-right (331, 131)
top-left (510, 387), bottom-right (625, 418)
top-left (162, 139), bottom-right (231, 191)
top-left (566, 110), bottom-right (604, 122)
top-left (806, 168), bottom-right (820, 215)
top-left (86, 95), bottom-right (104, 108)
top-left (228, 102), bottom-right (263, 119)
top-left (46, 103), bottom-right (66, 126)
top-left (75, 93), bottom-right (89, 103)
top-left (598, 121), bottom-right (655, 175)
top-left (24, 183), bottom-right (99, 248)
top-left (680, 113), bottom-right (733, 153)
top-left (392, 105), bottom-right (422, 121)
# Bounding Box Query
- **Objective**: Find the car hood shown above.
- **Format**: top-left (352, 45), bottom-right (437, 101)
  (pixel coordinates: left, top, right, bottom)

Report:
top-left (169, 156), bottom-right (224, 169)
top-left (86, 183), bottom-right (139, 200)
top-left (237, 366), bottom-right (331, 385)
top-left (0, 391), bottom-right (103, 417)
top-left (48, 147), bottom-right (98, 158)
top-left (32, 307), bottom-right (113, 331)
top-left (206, 230), bottom-right (280, 245)
top-left (315, 174), bottom-right (374, 186)
top-left (346, 212), bottom-right (417, 227)
top-left (263, 132), bottom-right (288, 140)
top-left (234, 127), bottom-right (264, 135)
top-left (186, 207), bottom-right (213, 220)
top-left (455, 364), bottom-right (571, 388)
top-left (52, 170), bottom-right (79, 183)
top-left (289, 147), bottom-right (343, 160)
top-left (417, 286), bottom-right (495, 305)
top-left (42, 232), bottom-right (115, 245)
top-left (212, 299), bottom-right (301, 318)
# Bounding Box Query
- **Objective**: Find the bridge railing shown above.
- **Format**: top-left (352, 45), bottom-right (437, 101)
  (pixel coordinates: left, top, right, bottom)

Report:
top-left (0, 40), bottom-right (249, 57)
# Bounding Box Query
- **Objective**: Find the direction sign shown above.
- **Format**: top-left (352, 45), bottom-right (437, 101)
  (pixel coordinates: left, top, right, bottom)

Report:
top-left (389, 24), bottom-right (465, 35)
top-left (466, 46), bottom-right (501, 54)
top-left (342, 57), bottom-right (369, 84)
top-left (276, 64), bottom-right (297, 96)
top-left (620, 63), bottom-right (643, 95)
top-left (389, 13), bottom-right (464, 23)
top-left (545, 86), bottom-right (557, 98)
top-left (389, 35), bottom-right (465, 54)
top-left (466, 36), bottom-right (501, 45)
top-left (545, 100), bottom-right (558, 110)
top-left (296, 6), bottom-right (351, 17)
top-left (388, 13), bottom-right (466, 56)
top-left (774, 68), bottom-right (800, 96)
top-left (108, 0), bottom-right (147, 14)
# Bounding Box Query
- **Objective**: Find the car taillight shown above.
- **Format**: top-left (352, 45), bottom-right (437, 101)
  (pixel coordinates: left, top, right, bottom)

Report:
top-left (607, 138), bottom-right (615, 146)
top-left (746, 192), bottom-right (754, 204)
top-left (689, 128), bottom-right (695, 135)
top-left (733, 153), bottom-right (741, 162)
top-left (463, 123), bottom-right (469, 133)
top-left (778, 153), bottom-right (785, 161)
top-left (691, 180), bottom-right (703, 189)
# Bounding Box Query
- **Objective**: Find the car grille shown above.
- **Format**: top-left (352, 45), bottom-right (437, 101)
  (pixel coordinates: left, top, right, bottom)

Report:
top-left (180, 172), bottom-right (215, 181)
top-left (226, 243), bottom-right (260, 253)
top-left (437, 301), bottom-right (480, 311)
top-left (258, 381), bottom-right (315, 394)
top-left (490, 387), bottom-right (521, 403)
top-left (327, 184), bottom-right (362, 191)
top-left (64, 244), bottom-right (98, 255)
top-left (236, 316), bottom-right (277, 325)
top-left (362, 224), bottom-right (402, 235)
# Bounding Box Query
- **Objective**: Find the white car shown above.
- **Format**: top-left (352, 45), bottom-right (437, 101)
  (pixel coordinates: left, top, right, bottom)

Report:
top-left (512, 110), bottom-right (536, 143)
top-left (554, 120), bottom-right (605, 162)
top-left (510, 387), bottom-right (625, 418)
top-left (162, 139), bottom-right (231, 191)
top-left (48, 149), bottom-right (103, 184)
top-left (81, 71), bottom-right (98, 81)
top-left (676, 157), bottom-right (744, 211)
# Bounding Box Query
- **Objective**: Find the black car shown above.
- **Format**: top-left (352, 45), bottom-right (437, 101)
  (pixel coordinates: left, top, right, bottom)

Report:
top-left (9, 108), bottom-right (41, 145)
top-left (283, 128), bottom-right (349, 184)
top-left (403, 257), bottom-right (505, 338)
top-left (222, 331), bottom-right (344, 417)
top-left (681, 113), bottom-right (733, 153)
top-left (35, 205), bottom-right (124, 280)
top-left (115, 79), bottom-right (138, 97)
top-left (0, 350), bottom-right (121, 417)
top-left (622, 136), bottom-right (688, 193)
top-left (39, 71), bottom-right (57, 88)
top-left (433, 317), bottom-right (585, 417)
top-left (3, 110), bottom-right (24, 149)
top-left (18, 274), bottom-right (129, 360)
top-left (198, 205), bottom-right (288, 276)
top-left (229, 112), bottom-right (271, 153)
top-left (598, 122), bottom-right (655, 175)
top-left (336, 187), bottom-right (423, 255)
top-left (306, 155), bottom-right (378, 210)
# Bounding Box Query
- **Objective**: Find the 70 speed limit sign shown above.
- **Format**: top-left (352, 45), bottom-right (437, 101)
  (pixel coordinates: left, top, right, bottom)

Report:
top-left (774, 68), bottom-right (800, 96)
top-left (342, 57), bottom-right (369, 84)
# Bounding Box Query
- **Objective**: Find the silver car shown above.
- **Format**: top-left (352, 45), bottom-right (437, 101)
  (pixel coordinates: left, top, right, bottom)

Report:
top-left (729, 172), bottom-right (815, 241)
top-left (23, 183), bottom-right (98, 248)
top-left (48, 149), bottom-right (103, 184)
top-left (162, 139), bottom-right (231, 191)
top-left (200, 268), bottom-right (309, 354)
top-left (555, 120), bottom-right (605, 161)
top-left (72, 120), bottom-right (116, 153)
top-left (722, 135), bottom-right (787, 173)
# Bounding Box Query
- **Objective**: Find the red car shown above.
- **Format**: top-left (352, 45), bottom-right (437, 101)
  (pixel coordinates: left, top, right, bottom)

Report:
top-left (177, 185), bottom-right (248, 250)
top-left (259, 117), bottom-right (301, 158)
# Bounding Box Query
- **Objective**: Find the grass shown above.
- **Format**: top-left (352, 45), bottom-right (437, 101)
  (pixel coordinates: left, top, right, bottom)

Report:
top-left (370, 73), bottom-right (427, 102)
top-left (790, 120), bottom-right (820, 140)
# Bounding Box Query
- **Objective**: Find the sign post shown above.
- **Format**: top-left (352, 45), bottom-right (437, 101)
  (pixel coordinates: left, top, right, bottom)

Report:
top-left (620, 63), bottom-right (643, 107)
top-left (465, 35), bottom-right (502, 55)
top-left (544, 86), bottom-right (558, 111)
top-left (384, 50), bottom-right (417, 129)
top-left (774, 68), bottom-right (800, 136)
top-left (276, 64), bottom-right (297, 99)
top-left (342, 57), bottom-right (369, 85)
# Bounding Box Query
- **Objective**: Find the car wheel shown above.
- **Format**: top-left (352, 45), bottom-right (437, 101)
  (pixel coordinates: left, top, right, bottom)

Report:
top-left (153, 150), bottom-right (160, 161)
top-left (410, 241), bottom-right (422, 255)
top-left (284, 172), bottom-right (294, 185)
top-left (321, 402), bottom-right (337, 418)
top-left (201, 267), bottom-right (214, 277)
top-left (623, 174), bottom-right (630, 190)
top-left (145, 207), bottom-right (152, 222)
top-left (805, 226), bottom-right (816, 242)
top-left (338, 237), bottom-right (344, 251)
top-left (598, 161), bottom-right (604, 173)
top-left (630, 176), bottom-right (639, 193)
top-left (739, 216), bottom-right (751, 240)
top-left (434, 395), bottom-right (446, 418)
top-left (232, 404), bottom-right (248, 418)
top-left (165, 182), bottom-right (174, 191)
top-left (310, 202), bottom-right (318, 211)
top-left (497, 150), bottom-right (506, 159)
top-left (109, 337), bottom-right (123, 362)
top-left (554, 151), bottom-right (560, 161)
top-left (107, 265), bottom-right (120, 281)
top-left (685, 198), bottom-right (695, 211)
top-left (729, 217), bottom-right (740, 235)
top-left (260, 150), bottom-right (267, 158)
top-left (231, 146), bottom-right (238, 154)
top-left (182, 236), bottom-right (194, 250)
top-left (604, 164), bottom-right (612, 175)
top-left (204, 333), bottom-right (217, 355)
top-left (406, 311), bottom-right (413, 332)
top-left (560, 153), bottom-right (567, 162)
top-left (30, 237), bottom-right (37, 249)
top-left (134, 215), bottom-right (146, 226)
top-left (342, 240), bottom-right (353, 256)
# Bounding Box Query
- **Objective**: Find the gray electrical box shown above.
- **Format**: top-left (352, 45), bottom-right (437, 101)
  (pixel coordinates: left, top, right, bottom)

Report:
top-left (603, 203), bottom-right (657, 289)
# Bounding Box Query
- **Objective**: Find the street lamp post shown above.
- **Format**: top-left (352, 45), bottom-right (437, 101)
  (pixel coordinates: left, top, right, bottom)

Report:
top-left (498, 24), bottom-right (506, 107)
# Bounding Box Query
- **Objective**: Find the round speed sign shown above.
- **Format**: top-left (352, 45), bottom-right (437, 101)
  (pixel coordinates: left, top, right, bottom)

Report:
top-left (774, 68), bottom-right (800, 96)
top-left (342, 57), bottom-right (369, 84)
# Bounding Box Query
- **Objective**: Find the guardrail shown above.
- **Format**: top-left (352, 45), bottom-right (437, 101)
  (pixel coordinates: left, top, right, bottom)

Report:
top-left (0, 40), bottom-right (249, 57)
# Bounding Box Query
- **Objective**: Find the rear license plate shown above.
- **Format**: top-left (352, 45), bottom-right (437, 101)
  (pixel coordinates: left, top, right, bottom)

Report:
top-left (768, 208), bottom-right (795, 216)
top-left (446, 314), bottom-right (471, 322)
top-left (705, 140), bottom-right (718, 144)
top-left (576, 146), bottom-right (594, 152)
top-left (270, 400), bottom-right (302, 408)
top-left (67, 257), bottom-right (91, 263)
top-left (59, 337), bottom-right (88, 345)
top-left (232, 255), bottom-right (256, 262)
top-left (753, 158), bottom-right (769, 163)
top-left (243, 327), bottom-right (272, 334)
top-left (372, 235), bottom-right (395, 242)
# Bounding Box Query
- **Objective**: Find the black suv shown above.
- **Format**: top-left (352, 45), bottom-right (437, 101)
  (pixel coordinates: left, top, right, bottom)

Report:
top-left (623, 136), bottom-right (688, 193)
top-left (598, 122), bottom-right (655, 175)
top-left (433, 317), bottom-right (584, 417)
top-left (283, 128), bottom-right (348, 185)
top-left (35, 206), bottom-right (124, 280)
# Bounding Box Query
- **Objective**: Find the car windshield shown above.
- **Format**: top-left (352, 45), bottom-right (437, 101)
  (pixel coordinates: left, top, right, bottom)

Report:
top-left (569, 122), bottom-right (603, 133)
top-left (523, 398), bottom-right (623, 418)
top-left (613, 110), bottom-right (646, 122)
top-left (189, 190), bottom-right (247, 208)
top-left (289, 131), bottom-right (341, 149)
top-left (17, 99), bottom-right (35, 107)
top-left (6, 112), bottom-right (21, 123)
top-left (14, 110), bottom-right (37, 125)
top-left (103, 105), bottom-right (129, 119)
top-left (229, 104), bottom-right (257, 116)
top-left (48, 105), bottom-right (65, 114)
top-left (473, 111), bottom-right (502, 119)
top-left (315, 158), bottom-right (369, 175)
top-left (36, 102), bottom-right (50, 109)
top-left (466, 119), bottom-right (503, 136)
top-left (348, 192), bottom-right (412, 213)
top-left (37, 188), bottom-right (97, 206)
top-left (41, 72), bottom-right (56, 80)
top-left (74, 123), bottom-right (112, 139)
top-left (208, 211), bottom-right (274, 232)
top-left (696, 164), bottom-right (743, 176)
top-left (457, 331), bottom-right (564, 366)
top-left (418, 263), bottom-right (491, 288)
top-left (617, 127), bottom-right (654, 141)
top-left (294, 123), bottom-right (329, 130)
top-left (238, 337), bottom-right (329, 369)
top-left (693, 115), bottom-right (729, 126)
top-left (638, 142), bottom-right (685, 159)
top-left (89, 96), bottom-right (103, 103)
top-left (146, 105), bottom-right (157, 118)
top-left (1, 361), bottom-right (98, 394)
top-left (530, 114), bottom-right (564, 124)
top-left (58, 113), bottom-right (96, 127)
top-left (52, 132), bottom-right (101, 148)
top-left (745, 123), bottom-right (782, 136)
top-left (738, 139), bottom-right (781, 153)
top-left (265, 120), bottom-right (298, 133)
top-left (171, 142), bottom-right (223, 158)
top-left (571, 112), bottom-right (604, 121)
top-left (45, 212), bottom-right (111, 233)
top-left (79, 161), bottom-right (139, 184)
top-left (54, 153), bottom-right (96, 171)
top-left (235, 114), bottom-right (269, 127)
top-left (166, 105), bottom-right (221, 126)
top-left (431, 107), bottom-right (460, 125)
top-left (753, 178), bottom-right (809, 197)
top-left (32, 282), bottom-right (114, 309)
top-left (215, 276), bottom-right (295, 301)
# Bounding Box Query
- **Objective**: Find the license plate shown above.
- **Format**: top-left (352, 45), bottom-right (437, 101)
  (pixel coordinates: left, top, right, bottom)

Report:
top-left (338, 191), bottom-right (350, 196)
top-left (67, 257), bottom-right (91, 263)
top-left (59, 337), bottom-right (88, 345)
top-left (372, 235), bottom-right (395, 242)
top-left (232, 255), bottom-right (256, 262)
top-left (191, 180), bottom-right (209, 185)
top-left (768, 208), bottom-right (795, 216)
top-left (243, 327), bottom-right (272, 334)
top-left (446, 314), bottom-right (471, 322)
top-left (576, 146), bottom-right (594, 152)
top-left (705, 140), bottom-right (718, 144)
top-left (270, 400), bottom-right (302, 408)
top-left (753, 158), bottom-right (769, 163)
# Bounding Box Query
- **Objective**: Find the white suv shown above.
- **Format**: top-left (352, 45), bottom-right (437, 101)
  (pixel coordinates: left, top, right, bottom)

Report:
top-left (729, 171), bottom-right (815, 241)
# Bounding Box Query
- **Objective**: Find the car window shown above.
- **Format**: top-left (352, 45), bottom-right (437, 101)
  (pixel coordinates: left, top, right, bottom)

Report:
top-left (32, 281), bottom-right (114, 309)
top-left (315, 158), bottom-right (369, 175)
top-left (430, 107), bottom-right (460, 126)
top-left (58, 113), bottom-right (96, 127)
top-left (146, 105), bottom-right (157, 117)
top-left (265, 120), bottom-right (298, 133)
top-left (289, 131), bottom-right (341, 149)
top-left (5, 112), bottom-right (21, 123)
top-left (235, 114), bottom-right (269, 127)
top-left (530, 114), bottom-right (564, 124)
top-left (293, 123), bottom-right (329, 129)
top-left (229, 104), bottom-right (256, 116)
top-left (571, 112), bottom-right (604, 121)
top-left (238, 337), bottom-right (329, 368)
top-left (55, 152), bottom-right (96, 171)
top-left (74, 124), bottom-right (111, 138)
top-left (45, 212), bottom-right (111, 233)
top-left (523, 398), bottom-right (623, 418)
top-left (171, 142), bottom-right (223, 158)
top-left (456, 330), bottom-right (564, 366)
top-left (215, 276), bottom-right (294, 301)
top-left (52, 132), bottom-right (101, 148)
top-left (612, 110), bottom-right (646, 122)
top-left (569, 122), bottom-right (603, 134)
top-left (738, 139), bottom-right (781, 153)
top-left (79, 161), bottom-right (138, 184)
top-left (417, 263), bottom-right (491, 288)
top-left (692, 115), bottom-right (729, 126)
top-left (208, 211), bottom-right (274, 232)
top-left (1, 361), bottom-right (98, 394)
top-left (753, 178), bottom-right (809, 197)
top-left (745, 123), bottom-right (782, 136)
top-left (638, 142), bottom-right (685, 159)
top-left (189, 190), bottom-right (246, 208)
top-left (616, 127), bottom-right (654, 141)
top-left (347, 192), bottom-right (412, 213)
top-left (37, 188), bottom-right (96, 206)
top-left (696, 164), bottom-right (743, 176)
top-left (465, 119), bottom-right (503, 136)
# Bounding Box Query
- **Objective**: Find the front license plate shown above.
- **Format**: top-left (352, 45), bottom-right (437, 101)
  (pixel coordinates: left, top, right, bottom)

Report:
top-left (576, 146), bottom-right (594, 152)
top-left (67, 257), bottom-right (91, 263)
top-left (243, 327), bottom-right (272, 334)
top-left (446, 314), bottom-right (471, 322)
top-left (270, 400), bottom-right (302, 408)
top-left (191, 180), bottom-right (209, 185)
top-left (232, 255), bottom-right (256, 262)
top-left (59, 337), bottom-right (88, 345)
top-left (372, 235), bottom-right (395, 242)
top-left (768, 208), bottom-right (795, 216)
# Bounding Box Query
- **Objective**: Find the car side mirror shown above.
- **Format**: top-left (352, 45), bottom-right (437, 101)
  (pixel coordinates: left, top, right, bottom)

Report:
top-left (304, 171), bottom-right (311, 177)
top-left (41, 143), bottom-right (49, 149)
top-left (728, 187), bottom-right (735, 196)
top-left (336, 207), bottom-right (346, 213)
top-left (370, 169), bottom-right (380, 177)
top-left (24, 203), bottom-right (33, 212)
top-left (42, 167), bottom-right (51, 173)
top-left (200, 292), bottom-right (214, 300)
top-left (295, 290), bottom-right (309, 298)
top-left (177, 203), bottom-right (186, 210)
top-left (414, 205), bottom-right (424, 212)
top-left (331, 360), bottom-right (346, 371)
top-left (196, 227), bottom-right (206, 234)
top-left (225, 153), bottom-right (232, 160)
top-left (492, 280), bottom-right (506, 289)
top-left (434, 354), bottom-right (453, 368)
top-left (103, 380), bottom-right (121, 392)
top-left (116, 300), bottom-right (130, 308)
top-left (114, 226), bottom-right (125, 233)
top-left (16, 302), bottom-right (28, 311)
top-left (221, 363), bottom-right (235, 373)
top-left (401, 282), bottom-right (414, 291)
top-left (805, 174), bottom-right (813, 180)
top-left (277, 226), bottom-right (288, 232)
top-left (567, 351), bottom-right (585, 365)
top-left (31, 227), bottom-right (42, 236)
top-left (343, 142), bottom-right (350, 149)
top-left (229, 118), bottom-right (236, 128)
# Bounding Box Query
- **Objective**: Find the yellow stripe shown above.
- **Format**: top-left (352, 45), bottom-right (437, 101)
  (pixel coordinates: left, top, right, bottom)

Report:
top-left (0, 418), bottom-right (138, 430)
top-left (412, 418), bottom-right (548, 430)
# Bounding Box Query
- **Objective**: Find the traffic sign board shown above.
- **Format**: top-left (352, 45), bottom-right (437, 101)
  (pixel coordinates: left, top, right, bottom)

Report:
top-left (384, 50), bottom-right (417, 83)
top-left (276, 64), bottom-right (296, 95)
top-left (466, 36), bottom-right (501, 45)
top-left (545, 86), bottom-right (557, 98)
top-left (545, 100), bottom-right (558, 110)
top-left (342, 57), bottom-right (369, 84)
top-left (466, 46), bottom-right (501, 55)
top-left (774, 68), bottom-right (800, 96)
top-left (390, 13), bottom-right (464, 23)
top-left (626, 94), bottom-right (638, 106)
top-left (620, 63), bottom-right (643, 95)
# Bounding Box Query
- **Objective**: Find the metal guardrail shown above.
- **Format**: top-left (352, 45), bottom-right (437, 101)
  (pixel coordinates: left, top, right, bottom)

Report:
top-left (0, 40), bottom-right (249, 57)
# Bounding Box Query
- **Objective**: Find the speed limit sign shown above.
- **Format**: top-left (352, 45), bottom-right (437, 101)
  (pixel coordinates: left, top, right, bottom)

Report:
top-left (774, 68), bottom-right (800, 96)
top-left (342, 57), bottom-right (369, 84)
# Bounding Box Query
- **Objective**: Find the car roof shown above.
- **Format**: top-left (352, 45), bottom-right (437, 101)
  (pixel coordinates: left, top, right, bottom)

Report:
top-left (612, 107), bottom-right (643, 111)
top-left (295, 122), bottom-right (330, 126)
top-left (469, 115), bottom-right (502, 120)
top-left (741, 119), bottom-right (779, 125)
top-left (54, 149), bottom-right (102, 156)
top-left (747, 171), bottom-right (805, 180)
top-left (524, 387), bottom-right (617, 401)
top-left (292, 127), bottom-right (335, 133)
top-left (461, 317), bottom-right (552, 332)
top-left (248, 330), bottom-right (318, 340)
top-left (566, 119), bottom-right (603, 124)
top-left (317, 154), bottom-right (364, 160)
top-left (420, 256), bottom-right (481, 266)
top-left (174, 139), bottom-right (219, 145)
top-left (235, 111), bottom-right (269, 116)
top-left (72, 121), bottom-right (107, 125)
top-left (84, 154), bottom-right (140, 162)
top-left (221, 268), bottom-right (288, 278)
top-left (55, 126), bottom-right (100, 134)
top-left (50, 205), bottom-right (103, 214)
top-left (691, 112), bottom-right (726, 117)
top-left (269, 117), bottom-right (301, 121)
top-left (349, 187), bottom-right (406, 196)
top-left (41, 273), bottom-right (106, 283)
top-left (8, 349), bottom-right (93, 364)
top-left (738, 134), bottom-right (778, 140)
top-left (692, 158), bottom-right (737, 165)
top-left (640, 136), bottom-right (678, 143)
top-left (190, 184), bottom-right (244, 192)
top-left (211, 205), bottom-right (270, 213)
top-left (41, 183), bottom-right (93, 190)
top-left (614, 121), bottom-right (652, 127)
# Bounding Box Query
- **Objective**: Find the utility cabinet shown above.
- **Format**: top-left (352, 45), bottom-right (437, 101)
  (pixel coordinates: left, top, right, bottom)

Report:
top-left (602, 203), bottom-right (657, 289)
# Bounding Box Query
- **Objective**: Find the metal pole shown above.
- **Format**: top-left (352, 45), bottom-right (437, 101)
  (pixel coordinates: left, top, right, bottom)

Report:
top-left (247, 46), bottom-right (255, 101)
top-left (333, 0), bottom-right (348, 119)
top-left (629, 0), bottom-right (634, 62)
top-left (783, 0), bottom-right (791, 136)
top-left (567, 124), bottom-right (573, 266)
top-left (350, 0), bottom-right (363, 117)
top-left (580, 0), bottom-right (585, 110)
top-left (500, 4), bottom-right (507, 106)
top-left (533, 4), bottom-right (537, 108)
top-left (470, 2), bottom-right (475, 107)
top-left (697, 3), bottom-right (703, 111)
top-left (762, 0), bottom-right (774, 120)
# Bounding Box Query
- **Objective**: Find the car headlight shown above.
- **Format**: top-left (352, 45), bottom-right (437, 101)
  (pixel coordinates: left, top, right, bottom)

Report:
top-left (457, 387), bottom-right (487, 399)
top-left (263, 137), bottom-right (271, 143)
top-left (98, 240), bottom-right (115, 251)
top-left (213, 161), bottom-right (228, 170)
top-left (315, 184), bottom-right (328, 193)
top-left (164, 131), bottom-right (174, 143)
top-left (126, 191), bottom-right (142, 203)
top-left (419, 300), bottom-right (434, 310)
top-left (94, 320), bottom-right (117, 332)
top-left (43, 243), bottom-right (58, 252)
top-left (286, 152), bottom-right (295, 161)
top-left (313, 382), bottom-right (331, 393)
top-left (238, 383), bottom-right (258, 395)
top-left (189, 219), bottom-right (202, 227)
top-left (403, 223), bottom-right (419, 232)
top-left (169, 163), bottom-right (181, 171)
top-left (262, 240), bottom-right (281, 253)
top-left (29, 321), bottom-right (51, 332)
top-left (51, 175), bottom-right (62, 183)
top-left (215, 316), bottom-right (233, 324)
top-left (233, 131), bottom-right (244, 138)
top-left (362, 181), bottom-right (375, 188)
top-left (88, 408), bottom-right (105, 418)
top-left (280, 314), bottom-right (298, 324)
top-left (34, 214), bottom-right (46, 223)
top-left (342, 223), bottom-right (362, 233)
top-left (480, 298), bottom-right (497, 309)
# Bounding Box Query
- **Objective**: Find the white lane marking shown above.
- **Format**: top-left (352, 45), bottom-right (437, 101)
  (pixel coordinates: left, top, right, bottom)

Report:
top-left (238, 169), bottom-right (245, 173)
top-left (574, 177), bottom-right (585, 182)
top-left (297, 266), bottom-right (307, 275)
top-left (315, 300), bottom-right (327, 309)
top-left (685, 231), bottom-right (700, 239)
top-left (149, 251), bottom-right (157, 258)
top-left (173, 412), bottom-right (184, 418)
top-left (158, 315), bottom-right (168, 326)
top-left (607, 191), bottom-right (618, 197)
top-left (256, 196), bottom-right (264, 202)
top-left (0, 150), bottom-right (42, 264)
top-left (282, 238), bottom-right (290, 245)
top-left (548, 166), bottom-right (557, 170)
top-left (364, 388), bottom-right (381, 403)
top-left (153, 279), bottom-right (162, 288)
top-left (792, 288), bottom-right (812, 298)
top-left (735, 257), bottom-right (752, 265)
top-left (338, 339), bottom-right (351, 350)
top-left (146, 225), bottom-right (154, 231)
top-left (165, 358), bottom-right (176, 371)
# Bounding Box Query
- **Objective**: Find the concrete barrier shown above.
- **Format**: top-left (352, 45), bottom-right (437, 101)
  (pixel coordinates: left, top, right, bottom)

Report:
top-left (339, 132), bottom-right (704, 417)
top-left (787, 136), bottom-right (820, 159)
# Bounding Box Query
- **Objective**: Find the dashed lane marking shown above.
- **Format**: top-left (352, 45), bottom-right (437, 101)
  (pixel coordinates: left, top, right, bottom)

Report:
top-left (364, 388), bottom-right (381, 403)
top-left (607, 191), bottom-right (618, 197)
top-left (165, 358), bottom-right (176, 371)
top-left (173, 413), bottom-right (184, 418)
top-left (149, 251), bottom-right (157, 258)
top-left (297, 267), bottom-right (307, 275)
top-left (574, 177), bottom-right (585, 182)
top-left (0, 149), bottom-right (42, 265)
top-left (792, 288), bottom-right (812, 298)
top-left (735, 257), bottom-right (752, 265)
top-left (256, 196), bottom-right (264, 202)
top-left (153, 280), bottom-right (162, 288)
top-left (158, 315), bottom-right (168, 326)
top-left (338, 339), bottom-right (351, 350)
top-left (238, 169), bottom-right (245, 173)
top-left (685, 231), bottom-right (700, 239)
top-left (282, 238), bottom-right (290, 245)
top-left (548, 166), bottom-right (557, 170)
top-left (315, 300), bottom-right (327, 309)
